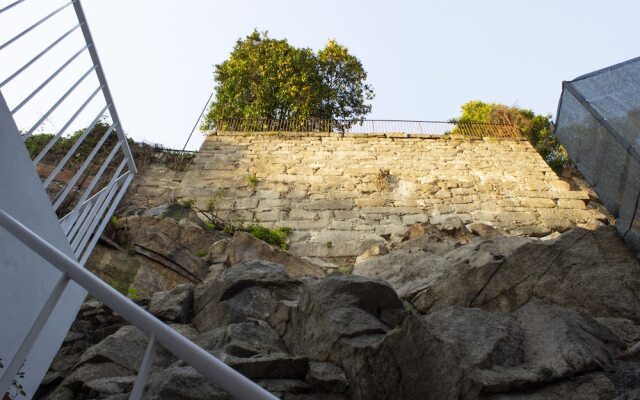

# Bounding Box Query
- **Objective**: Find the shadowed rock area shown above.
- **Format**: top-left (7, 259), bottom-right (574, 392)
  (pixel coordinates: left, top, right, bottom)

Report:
top-left (36, 212), bottom-right (640, 400)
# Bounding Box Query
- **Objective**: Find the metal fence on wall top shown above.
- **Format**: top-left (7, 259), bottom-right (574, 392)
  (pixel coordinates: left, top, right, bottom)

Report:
top-left (209, 118), bottom-right (523, 139)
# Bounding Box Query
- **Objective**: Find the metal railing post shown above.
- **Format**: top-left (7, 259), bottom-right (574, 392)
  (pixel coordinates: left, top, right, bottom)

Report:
top-left (72, 0), bottom-right (137, 174)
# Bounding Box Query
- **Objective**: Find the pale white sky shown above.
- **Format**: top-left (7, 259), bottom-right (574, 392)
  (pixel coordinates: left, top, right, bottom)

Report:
top-left (1, 0), bottom-right (638, 150)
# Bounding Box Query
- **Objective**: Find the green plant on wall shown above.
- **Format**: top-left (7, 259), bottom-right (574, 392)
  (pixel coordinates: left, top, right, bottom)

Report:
top-left (235, 224), bottom-right (290, 250)
top-left (245, 173), bottom-right (258, 188)
top-left (177, 198), bottom-right (197, 209)
top-left (453, 100), bottom-right (570, 172)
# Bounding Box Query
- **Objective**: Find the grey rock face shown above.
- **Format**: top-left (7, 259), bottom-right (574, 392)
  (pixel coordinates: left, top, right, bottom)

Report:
top-left (148, 283), bottom-right (194, 323)
top-left (282, 274), bottom-right (408, 363)
top-left (355, 226), bottom-right (640, 323)
top-left (481, 372), bottom-right (616, 400)
top-left (39, 223), bottom-right (640, 400)
top-left (193, 260), bottom-right (302, 332)
top-left (515, 301), bottom-right (624, 379)
top-left (226, 231), bottom-right (325, 278)
top-left (143, 365), bottom-right (231, 400)
top-left (306, 362), bottom-right (348, 393)
top-left (114, 215), bottom-right (218, 296)
top-left (344, 307), bottom-right (524, 400)
top-left (77, 325), bottom-right (148, 372)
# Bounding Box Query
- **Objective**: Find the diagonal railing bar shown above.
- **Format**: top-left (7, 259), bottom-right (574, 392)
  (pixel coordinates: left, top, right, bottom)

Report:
top-left (129, 334), bottom-right (156, 400)
top-left (52, 123), bottom-right (117, 210)
top-left (42, 102), bottom-right (110, 188)
top-left (10, 44), bottom-right (89, 113)
top-left (0, 0), bottom-right (75, 52)
top-left (0, 0), bottom-right (26, 15)
top-left (62, 141), bottom-right (122, 236)
top-left (32, 85), bottom-right (104, 165)
top-left (23, 64), bottom-right (98, 140)
top-left (73, 0), bottom-right (137, 174)
top-left (73, 169), bottom-right (127, 255)
top-left (1, 23), bottom-right (83, 90)
top-left (78, 172), bottom-right (132, 263)
top-left (70, 159), bottom-right (126, 249)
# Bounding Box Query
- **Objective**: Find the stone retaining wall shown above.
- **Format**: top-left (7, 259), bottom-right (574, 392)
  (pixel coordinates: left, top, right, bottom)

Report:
top-left (154, 131), bottom-right (609, 258)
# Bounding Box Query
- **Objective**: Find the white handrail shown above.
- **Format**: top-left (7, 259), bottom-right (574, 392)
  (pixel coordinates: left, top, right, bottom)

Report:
top-left (0, 209), bottom-right (278, 400)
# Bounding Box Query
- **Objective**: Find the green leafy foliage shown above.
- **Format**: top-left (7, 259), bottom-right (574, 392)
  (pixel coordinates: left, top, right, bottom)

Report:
top-left (127, 287), bottom-right (140, 301)
top-left (245, 173), bottom-right (258, 188)
top-left (202, 30), bottom-right (374, 129)
top-left (24, 121), bottom-right (195, 173)
top-left (455, 100), bottom-right (570, 172)
top-left (242, 224), bottom-right (291, 250)
top-left (177, 198), bottom-right (197, 209)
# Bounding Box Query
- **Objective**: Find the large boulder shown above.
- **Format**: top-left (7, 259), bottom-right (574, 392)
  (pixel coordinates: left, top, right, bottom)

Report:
top-left (344, 307), bottom-right (525, 400)
top-left (355, 226), bottom-right (640, 322)
top-left (481, 372), bottom-right (616, 400)
top-left (148, 283), bottom-right (195, 323)
top-left (86, 244), bottom-right (140, 294)
top-left (282, 274), bottom-right (408, 364)
top-left (114, 215), bottom-right (219, 296)
top-left (226, 231), bottom-right (325, 278)
top-left (143, 365), bottom-right (231, 400)
top-left (514, 301), bottom-right (624, 380)
top-left (193, 260), bottom-right (302, 332)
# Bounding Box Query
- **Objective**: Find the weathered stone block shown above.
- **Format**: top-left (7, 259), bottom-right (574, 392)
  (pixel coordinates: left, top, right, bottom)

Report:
top-left (288, 208), bottom-right (317, 220)
top-left (557, 199), bottom-right (587, 209)
top-left (304, 199), bottom-right (354, 210)
top-left (520, 197), bottom-right (556, 208)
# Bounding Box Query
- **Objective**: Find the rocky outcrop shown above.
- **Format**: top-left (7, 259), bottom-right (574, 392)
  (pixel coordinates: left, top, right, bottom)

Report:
top-left (224, 231), bottom-right (324, 278)
top-left (38, 221), bottom-right (640, 400)
top-left (193, 260), bottom-right (304, 332)
top-left (354, 225), bottom-right (640, 322)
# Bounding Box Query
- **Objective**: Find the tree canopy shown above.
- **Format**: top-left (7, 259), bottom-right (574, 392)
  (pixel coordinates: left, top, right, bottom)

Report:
top-left (455, 100), bottom-right (570, 172)
top-left (202, 30), bottom-right (374, 129)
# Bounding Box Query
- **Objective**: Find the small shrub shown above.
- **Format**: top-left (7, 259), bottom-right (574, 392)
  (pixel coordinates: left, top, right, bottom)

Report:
top-left (127, 287), bottom-right (140, 301)
top-left (110, 215), bottom-right (119, 226)
top-left (245, 173), bottom-right (258, 188)
top-left (326, 241), bottom-right (333, 249)
top-left (177, 198), bottom-right (196, 209)
top-left (243, 224), bottom-right (291, 250)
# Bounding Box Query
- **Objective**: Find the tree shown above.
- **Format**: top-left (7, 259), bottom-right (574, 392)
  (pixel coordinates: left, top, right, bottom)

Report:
top-left (202, 30), bottom-right (374, 130)
top-left (455, 100), bottom-right (570, 172)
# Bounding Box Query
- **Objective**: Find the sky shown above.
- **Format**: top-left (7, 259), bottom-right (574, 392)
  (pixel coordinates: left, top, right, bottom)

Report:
top-left (1, 0), bottom-right (638, 150)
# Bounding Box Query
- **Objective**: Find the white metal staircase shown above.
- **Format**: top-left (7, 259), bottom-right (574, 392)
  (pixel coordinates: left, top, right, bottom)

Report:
top-left (0, 1), bottom-right (276, 399)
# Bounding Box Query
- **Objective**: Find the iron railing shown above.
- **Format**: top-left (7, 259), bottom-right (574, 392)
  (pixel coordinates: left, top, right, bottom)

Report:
top-left (0, 1), bottom-right (278, 399)
top-left (0, 0), bottom-right (135, 262)
top-left (210, 118), bottom-right (523, 139)
top-left (0, 209), bottom-right (278, 400)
